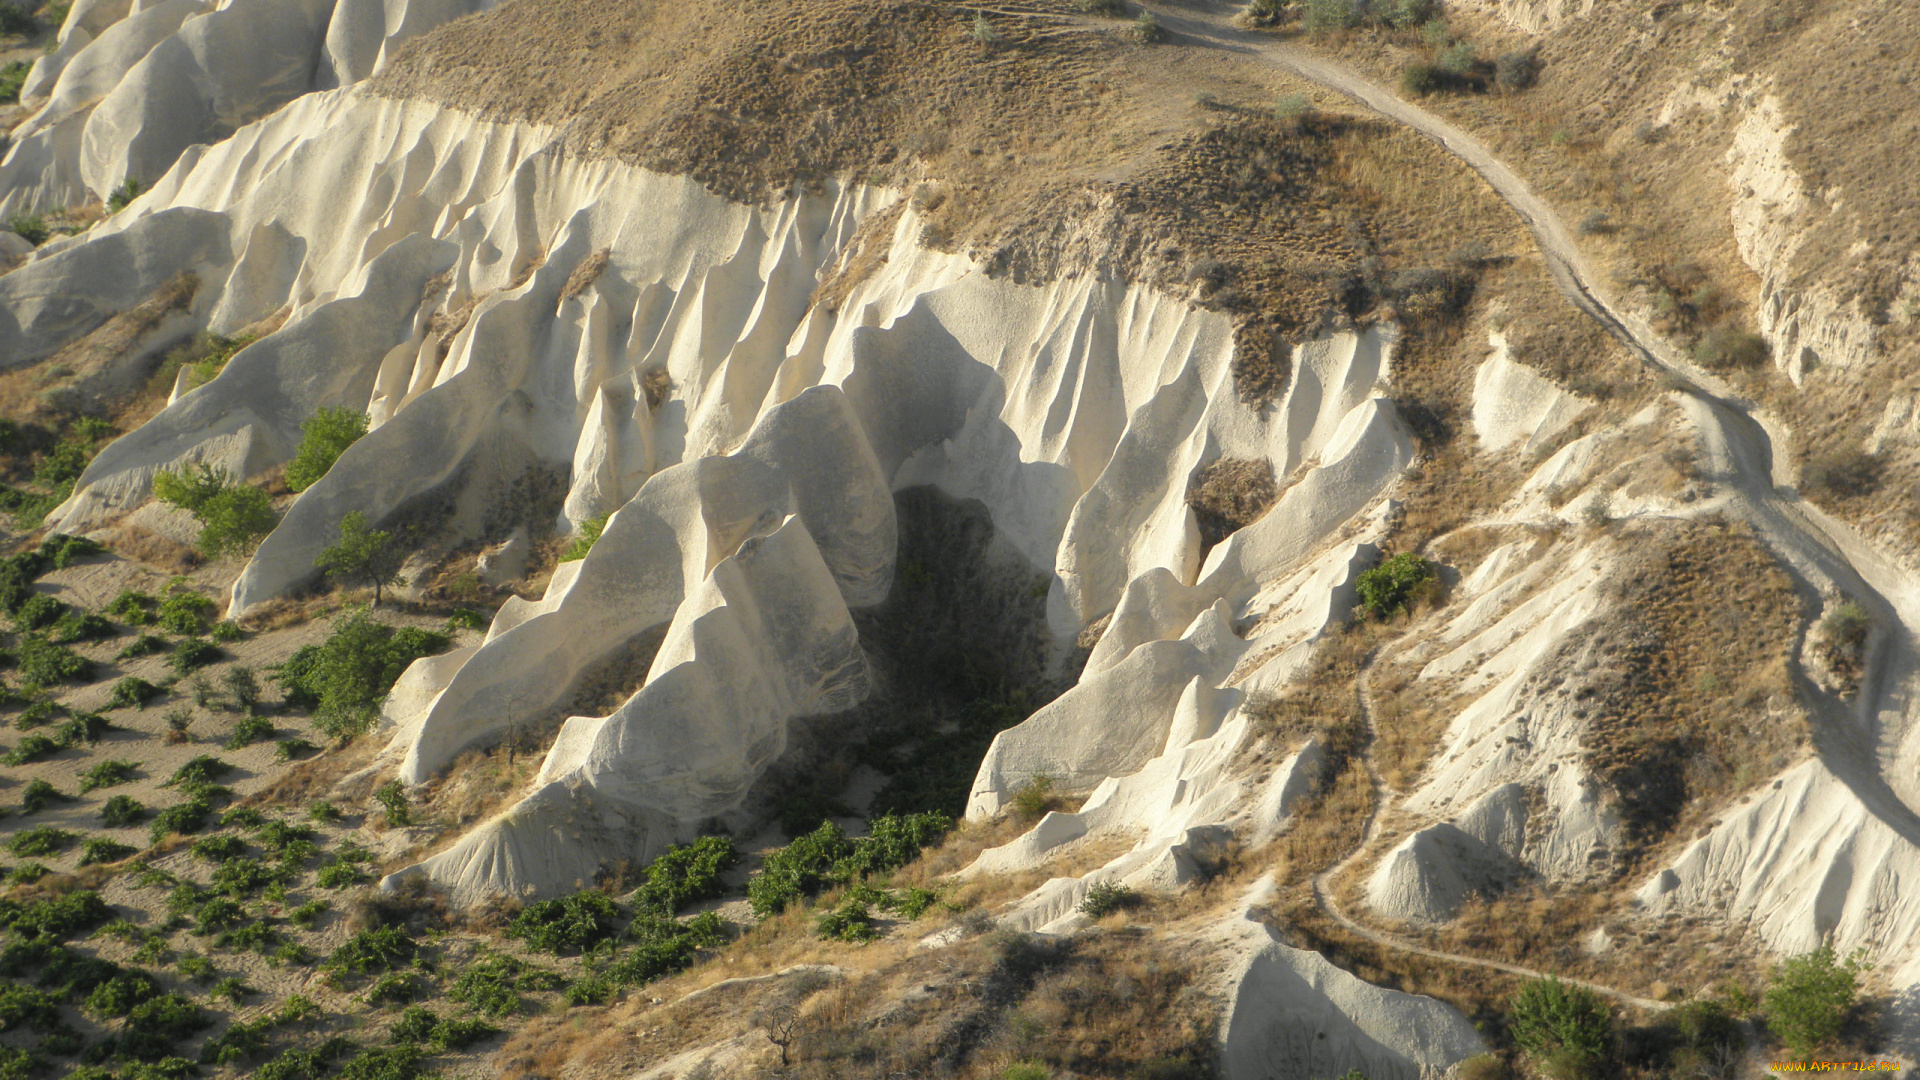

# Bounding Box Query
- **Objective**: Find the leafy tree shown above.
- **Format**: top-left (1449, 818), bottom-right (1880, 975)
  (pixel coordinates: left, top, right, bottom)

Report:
top-left (1764, 944), bottom-right (1867, 1059)
top-left (1510, 976), bottom-right (1612, 1078)
top-left (316, 512), bottom-right (406, 607)
top-left (271, 608), bottom-right (449, 739)
top-left (284, 408), bottom-right (368, 493)
top-left (1356, 551), bottom-right (1435, 618)
top-left (152, 464), bottom-right (277, 559)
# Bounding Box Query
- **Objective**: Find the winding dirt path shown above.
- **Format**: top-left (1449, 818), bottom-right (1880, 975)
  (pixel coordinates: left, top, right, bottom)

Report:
top-left (1307, 644), bottom-right (1669, 1012)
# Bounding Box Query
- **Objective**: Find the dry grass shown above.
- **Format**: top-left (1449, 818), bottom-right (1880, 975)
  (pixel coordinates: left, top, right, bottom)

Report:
top-left (557, 246), bottom-right (611, 302)
top-left (1573, 517), bottom-right (1806, 856)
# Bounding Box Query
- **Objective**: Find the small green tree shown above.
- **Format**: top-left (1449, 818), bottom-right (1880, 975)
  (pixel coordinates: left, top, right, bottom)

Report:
top-left (1509, 976), bottom-right (1612, 1078)
top-left (153, 463), bottom-right (278, 559)
top-left (373, 781), bottom-right (411, 827)
top-left (1355, 551), bottom-right (1435, 618)
top-left (1764, 944), bottom-right (1867, 1059)
top-left (284, 408), bottom-right (369, 492)
top-left (316, 512), bottom-right (406, 607)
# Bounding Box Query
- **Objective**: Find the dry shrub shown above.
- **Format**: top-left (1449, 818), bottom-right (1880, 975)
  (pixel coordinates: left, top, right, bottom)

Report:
top-left (1187, 457), bottom-right (1278, 550)
top-left (251, 737), bottom-right (378, 808)
top-left (641, 367), bottom-right (673, 410)
top-left (347, 874), bottom-right (448, 935)
top-left (100, 525), bottom-right (200, 572)
top-left (557, 246), bottom-right (611, 303)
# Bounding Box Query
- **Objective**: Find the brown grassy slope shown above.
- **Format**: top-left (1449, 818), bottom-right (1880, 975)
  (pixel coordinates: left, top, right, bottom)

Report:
top-left (1312, 0), bottom-right (1920, 547)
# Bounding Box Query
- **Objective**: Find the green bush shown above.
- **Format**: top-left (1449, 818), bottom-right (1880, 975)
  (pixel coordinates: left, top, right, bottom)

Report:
top-left (100, 795), bottom-right (146, 827)
top-left (508, 891), bottom-right (624, 955)
top-left (155, 592), bottom-right (215, 636)
top-left (4, 734), bottom-right (61, 764)
top-left (222, 715), bottom-right (272, 750)
top-left (363, 970), bottom-right (422, 1006)
top-left (1356, 551), bottom-right (1435, 618)
top-left (285, 408), bottom-right (369, 492)
top-left (11, 593), bottom-right (65, 631)
top-left (224, 664), bottom-right (260, 710)
top-left (1009, 775), bottom-right (1061, 819)
top-left (114, 993), bottom-right (210, 1061)
top-left (1378, 0), bottom-right (1433, 27)
top-left (1402, 62), bottom-right (1444, 95)
top-left (882, 886), bottom-right (941, 920)
top-left (13, 698), bottom-right (60, 729)
top-left (839, 811), bottom-right (952, 879)
top-left (107, 590), bottom-right (161, 625)
top-left (1693, 324), bottom-right (1769, 370)
top-left (1129, 11), bottom-right (1164, 41)
top-left (254, 1037), bottom-right (356, 1080)
top-left (1496, 48), bottom-right (1539, 90)
top-left (274, 738), bottom-right (315, 762)
top-left (191, 834), bottom-right (247, 863)
top-left (107, 177), bottom-right (142, 213)
top-left (606, 911), bottom-right (725, 987)
top-left (79, 759), bottom-right (138, 793)
top-left (1764, 944), bottom-right (1866, 1058)
top-left (18, 777), bottom-right (68, 814)
top-left (167, 755), bottom-right (235, 789)
top-left (447, 953), bottom-right (563, 1017)
top-left (316, 512), bottom-right (407, 607)
top-left (273, 608), bottom-right (450, 739)
top-left (52, 711), bottom-right (111, 748)
top-left (117, 633), bottom-right (169, 660)
top-left (84, 970), bottom-right (161, 1018)
top-left (317, 861), bottom-right (365, 889)
top-left (169, 637), bottom-right (221, 676)
top-left (325, 926), bottom-right (417, 978)
top-left (16, 633), bottom-right (92, 685)
top-left (815, 896), bottom-right (878, 943)
top-left (149, 793), bottom-right (217, 843)
top-left (631, 835), bottom-right (737, 915)
top-left (79, 837), bottom-right (136, 866)
top-left (162, 332), bottom-right (256, 394)
top-left (7, 214), bottom-right (47, 247)
top-left (1303, 0), bottom-right (1360, 31)
top-left (1438, 40), bottom-right (1479, 74)
top-left (6, 864), bottom-right (45, 885)
top-left (425, 1015), bottom-right (496, 1050)
top-left (0, 890), bottom-right (110, 939)
top-left (209, 619), bottom-right (244, 642)
top-left (335, 1044), bottom-right (433, 1080)
top-left (108, 676), bottom-right (165, 709)
top-left (152, 464), bottom-right (278, 560)
top-left (559, 514), bottom-right (607, 562)
top-left (49, 610), bottom-right (112, 644)
top-left (1078, 880), bottom-right (1138, 918)
top-left (748, 821), bottom-right (855, 918)
top-left (0, 61), bottom-right (28, 107)
top-left (748, 813), bottom-right (952, 918)
top-left (1509, 976), bottom-right (1612, 1076)
top-left (373, 780), bottom-right (410, 826)
top-left (443, 607), bottom-right (485, 632)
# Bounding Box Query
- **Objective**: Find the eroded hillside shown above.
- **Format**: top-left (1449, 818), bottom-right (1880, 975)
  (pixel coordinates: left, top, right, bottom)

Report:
top-left (0, 1), bottom-right (1913, 1079)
